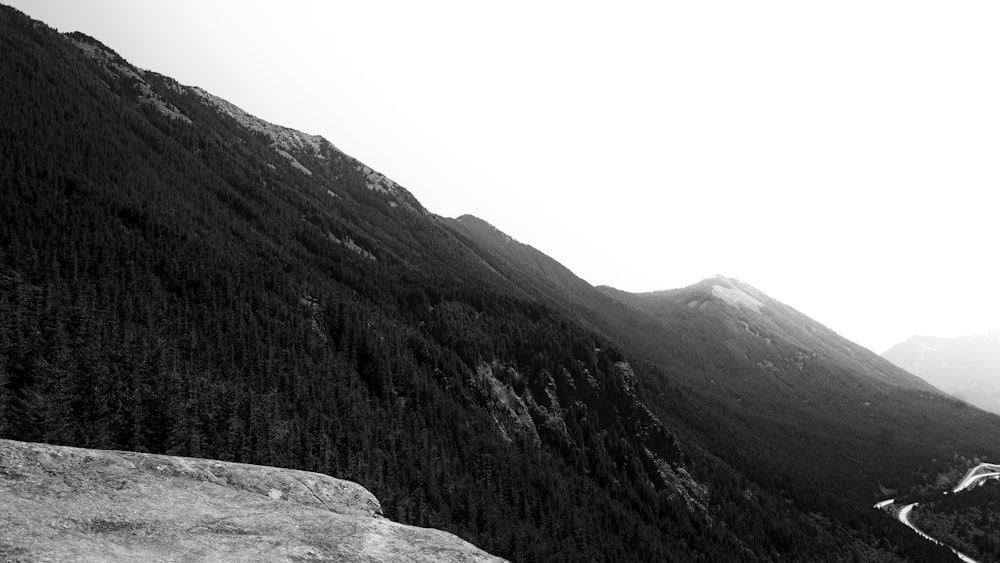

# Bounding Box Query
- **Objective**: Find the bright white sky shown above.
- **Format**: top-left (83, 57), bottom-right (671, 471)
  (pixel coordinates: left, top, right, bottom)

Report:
top-left (10, 1), bottom-right (999, 353)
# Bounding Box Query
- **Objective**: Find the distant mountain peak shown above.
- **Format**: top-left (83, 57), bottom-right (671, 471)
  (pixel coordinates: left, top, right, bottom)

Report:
top-left (686, 275), bottom-right (769, 313)
top-left (710, 281), bottom-right (765, 313)
top-left (883, 330), bottom-right (1000, 414)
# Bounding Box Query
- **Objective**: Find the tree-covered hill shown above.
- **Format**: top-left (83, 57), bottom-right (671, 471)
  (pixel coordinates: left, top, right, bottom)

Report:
top-left (454, 212), bottom-right (1000, 559)
top-left (1, 4), bottom-right (993, 561)
top-left (0, 6), bottom-right (789, 560)
top-left (911, 479), bottom-right (1000, 561)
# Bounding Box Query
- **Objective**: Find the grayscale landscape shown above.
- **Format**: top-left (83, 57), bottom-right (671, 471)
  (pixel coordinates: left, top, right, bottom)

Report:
top-left (1, 2), bottom-right (998, 561)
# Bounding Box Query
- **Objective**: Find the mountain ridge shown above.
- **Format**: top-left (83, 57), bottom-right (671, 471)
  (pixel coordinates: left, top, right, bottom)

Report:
top-left (2, 4), bottom-right (998, 561)
top-left (1, 7), bottom-right (740, 559)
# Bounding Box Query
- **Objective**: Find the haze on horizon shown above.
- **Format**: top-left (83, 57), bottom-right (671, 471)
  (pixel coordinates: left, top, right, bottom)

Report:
top-left (10, 0), bottom-right (999, 354)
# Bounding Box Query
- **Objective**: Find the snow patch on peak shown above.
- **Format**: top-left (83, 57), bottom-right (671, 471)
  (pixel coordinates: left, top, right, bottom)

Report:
top-left (712, 284), bottom-right (764, 313)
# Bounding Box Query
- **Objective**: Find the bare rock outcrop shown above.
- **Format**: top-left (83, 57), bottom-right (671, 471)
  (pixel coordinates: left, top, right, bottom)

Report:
top-left (0, 439), bottom-right (504, 562)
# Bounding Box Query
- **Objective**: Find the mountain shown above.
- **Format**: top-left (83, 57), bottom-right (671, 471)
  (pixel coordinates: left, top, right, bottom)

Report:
top-left (596, 276), bottom-right (1000, 500)
top-left (0, 6), bottom-right (771, 560)
top-left (452, 218), bottom-right (999, 499)
top-left (603, 274), bottom-right (937, 391)
top-left (437, 221), bottom-right (1000, 559)
top-left (0, 438), bottom-right (503, 562)
top-left (446, 214), bottom-right (677, 357)
top-left (2, 4), bottom-right (999, 561)
top-left (447, 212), bottom-right (1000, 561)
top-left (883, 331), bottom-right (1000, 415)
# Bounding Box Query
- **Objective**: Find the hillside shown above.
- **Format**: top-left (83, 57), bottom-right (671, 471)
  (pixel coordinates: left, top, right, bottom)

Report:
top-left (445, 214), bottom-right (675, 356)
top-left (454, 214), bottom-right (1000, 510)
top-left (597, 277), bottom-right (1000, 506)
top-left (0, 438), bottom-right (503, 562)
top-left (0, 6), bottom-right (771, 560)
top-left (909, 478), bottom-right (1000, 561)
top-left (884, 331), bottom-right (1000, 415)
top-left (1, 4), bottom-right (998, 561)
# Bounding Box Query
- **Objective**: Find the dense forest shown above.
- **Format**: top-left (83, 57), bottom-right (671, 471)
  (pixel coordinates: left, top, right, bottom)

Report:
top-left (911, 480), bottom-right (1000, 562)
top-left (1, 5), bottom-right (997, 561)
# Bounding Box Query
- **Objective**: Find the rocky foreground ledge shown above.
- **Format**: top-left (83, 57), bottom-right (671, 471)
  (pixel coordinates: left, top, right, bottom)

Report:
top-left (0, 439), bottom-right (504, 562)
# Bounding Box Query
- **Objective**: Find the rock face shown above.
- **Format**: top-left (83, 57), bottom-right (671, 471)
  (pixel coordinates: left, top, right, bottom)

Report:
top-left (0, 439), bottom-right (504, 562)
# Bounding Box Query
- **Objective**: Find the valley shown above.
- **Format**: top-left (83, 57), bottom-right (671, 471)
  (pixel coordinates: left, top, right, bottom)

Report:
top-left (876, 463), bottom-right (1000, 563)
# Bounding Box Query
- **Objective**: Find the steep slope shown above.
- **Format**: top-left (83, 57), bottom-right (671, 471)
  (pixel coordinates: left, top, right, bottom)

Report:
top-left (449, 215), bottom-right (589, 300)
top-left (884, 331), bottom-right (1000, 415)
top-left (447, 223), bottom-right (1000, 559)
top-left (0, 5), bottom-right (993, 561)
top-left (445, 214), bottom-right (697, 365)
top-left (455, 207), bottom-right (1000, 509)
top-left (0, 6), bottom-right (763, 561)
top-left (598, 276), bottom-right (1000, 524)
top-left (612, 275), bottom-right (937, 390)
top-left (0, 438), bottom-right (503, 562)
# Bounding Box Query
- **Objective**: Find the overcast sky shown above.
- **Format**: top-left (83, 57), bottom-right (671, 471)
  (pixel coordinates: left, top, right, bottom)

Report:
top-left (10, 1), bottom-right (999, 353)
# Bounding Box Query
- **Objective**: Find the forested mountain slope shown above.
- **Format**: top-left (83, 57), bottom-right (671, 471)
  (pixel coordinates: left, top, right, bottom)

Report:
top-left (0, 6), bottom-right (799, 560)
top-left (451, 215), bottom-right (1000, 507)
top-left (596, 277), bottom-right (1000, 548)
top-left (445, 214), bottom-right (677, 356)
top-left (453, 212), bottom-right (1000, 560)
top-left (0, 5), bottom-right (995, 561)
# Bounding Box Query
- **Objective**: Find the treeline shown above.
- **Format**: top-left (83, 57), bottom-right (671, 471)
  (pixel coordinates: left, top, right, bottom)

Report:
top-left (911, 480), bottom-right (1000, 561)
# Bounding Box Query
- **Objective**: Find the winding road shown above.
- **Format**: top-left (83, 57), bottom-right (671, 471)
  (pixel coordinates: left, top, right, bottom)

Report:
top-left (875, 463), bottom-right (1000, 563)
top-left (952, 463), bottom-right (1000, 493)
